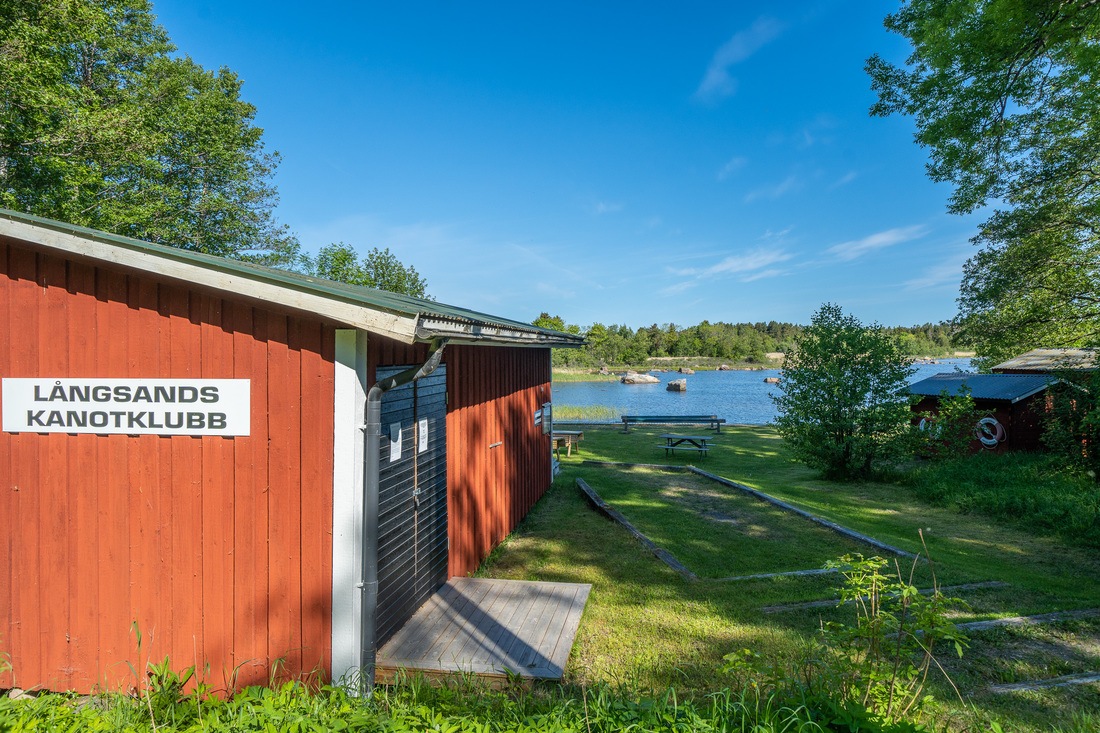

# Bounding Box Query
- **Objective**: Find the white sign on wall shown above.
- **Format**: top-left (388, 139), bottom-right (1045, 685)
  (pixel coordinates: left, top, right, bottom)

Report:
top-left (2, 378), bottom-right (251, 436)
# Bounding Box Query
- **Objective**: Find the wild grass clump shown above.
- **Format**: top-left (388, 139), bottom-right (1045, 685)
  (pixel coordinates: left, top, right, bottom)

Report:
top-left (0, 672), bottom-right (874, 732)
top-left (904, 451), bottom-right (1100, 546)
top-left (552, 404), bottom-right (621, 422)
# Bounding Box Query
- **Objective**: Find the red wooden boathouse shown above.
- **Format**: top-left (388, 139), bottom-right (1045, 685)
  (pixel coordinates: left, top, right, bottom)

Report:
top-left (0, 209), bottom-right (583, 692)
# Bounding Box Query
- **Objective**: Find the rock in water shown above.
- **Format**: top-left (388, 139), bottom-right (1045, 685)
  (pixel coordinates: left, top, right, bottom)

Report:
top-left (621, 371), bottom-right (660, 384)
top-left (667, 378), bottom-right (687, 392)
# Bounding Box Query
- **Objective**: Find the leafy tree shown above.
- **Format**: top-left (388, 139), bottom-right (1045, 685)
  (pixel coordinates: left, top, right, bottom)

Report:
top-left (773, 304), bottom-right (915, 481)
top-left (867, 0), bottom-right (1100, 366)
top-left (0, 0), bottom-right (300, 267)
top-left (310, 242), bottom-right (430, 298)
top-left (1043, 370), bottom-right (1100, 481)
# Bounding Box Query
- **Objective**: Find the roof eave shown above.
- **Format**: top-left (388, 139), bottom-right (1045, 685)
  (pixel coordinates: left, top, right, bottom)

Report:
top-left (0, 213), bottom-right (419, 343)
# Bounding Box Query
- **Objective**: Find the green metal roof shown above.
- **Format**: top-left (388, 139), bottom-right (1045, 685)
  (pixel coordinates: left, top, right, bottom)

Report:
top-left (0, 208), bottom-right (585, 348)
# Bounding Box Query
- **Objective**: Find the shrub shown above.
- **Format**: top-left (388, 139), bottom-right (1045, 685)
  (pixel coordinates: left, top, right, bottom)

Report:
top-left (773, 303), bottom-right (915, 480)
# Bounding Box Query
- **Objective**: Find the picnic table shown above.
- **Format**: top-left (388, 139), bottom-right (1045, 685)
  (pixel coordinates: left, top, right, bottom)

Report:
top-left (552, 430), bottom-right (584, 457)
top-left (658, 433), bottom-right (710, 457)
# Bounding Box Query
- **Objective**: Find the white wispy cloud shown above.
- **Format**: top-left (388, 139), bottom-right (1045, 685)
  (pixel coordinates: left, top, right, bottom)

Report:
top-left (663, 246), bottom-right (792, 296)
top-left (716, 155), bottom-right (747, 181)
top-left (695, 17), bottom-right (784, 101)
top-left (744, 174), bottom-right (800, 203)
top-left (829, 170), bottom-right (858, 189)
top-left (903, 254), bottom-right (969, 291)
top-left (660, 280), bottom-right (699, 296)
top-left (826, 225), bottom-right (927, 261)
top-left (741, 268), bottom-right (785, 283)
top-left (591, 200), bottom-right (623, 215)
top-left (673, 248), bottom-right (793, 278)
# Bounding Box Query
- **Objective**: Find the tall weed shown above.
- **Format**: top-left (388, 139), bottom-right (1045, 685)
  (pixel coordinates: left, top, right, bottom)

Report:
top-left (905, 451), bottom-right (1100, 546)
top-left (723, 542), bottom-right (968, 731)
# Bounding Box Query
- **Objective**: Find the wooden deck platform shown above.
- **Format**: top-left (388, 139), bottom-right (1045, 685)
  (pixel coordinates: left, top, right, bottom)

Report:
top-left (376, 577), bottom-right (591, 682)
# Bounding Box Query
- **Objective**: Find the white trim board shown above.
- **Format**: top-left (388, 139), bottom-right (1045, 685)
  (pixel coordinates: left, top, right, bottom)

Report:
top-left (331, 329), bottom-right (368, 683)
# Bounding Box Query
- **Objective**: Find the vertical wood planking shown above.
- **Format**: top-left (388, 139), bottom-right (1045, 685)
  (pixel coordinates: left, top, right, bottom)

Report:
top-left (0, 242), bottom-right (338, 692)
top-left (436, 345), bottom-right (553, 579)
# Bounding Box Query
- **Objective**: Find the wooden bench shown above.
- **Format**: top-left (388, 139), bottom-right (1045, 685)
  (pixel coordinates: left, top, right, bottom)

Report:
top-left (621, 415), bottom-right (726, 433)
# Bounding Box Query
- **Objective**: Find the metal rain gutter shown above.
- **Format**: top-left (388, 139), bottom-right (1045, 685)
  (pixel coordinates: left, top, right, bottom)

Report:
top-left (415, 316), bottom-right (585, 348)
top-left (359, 338), bottom-right (447, 696)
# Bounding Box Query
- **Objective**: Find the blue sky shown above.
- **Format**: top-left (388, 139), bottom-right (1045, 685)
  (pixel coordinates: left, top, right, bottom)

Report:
top-left (152, 1), bottom-right (980, 329)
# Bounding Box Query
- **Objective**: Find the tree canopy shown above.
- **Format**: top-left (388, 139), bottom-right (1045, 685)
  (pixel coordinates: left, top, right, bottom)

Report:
top-left (868, 0), bottom-right (1100, 366)
top-left (0, 0), bottom-right (301, 267)
top-left (533, 314), bottom-right (953, 368)
top-left (1, 0), bottom-right (432, 298)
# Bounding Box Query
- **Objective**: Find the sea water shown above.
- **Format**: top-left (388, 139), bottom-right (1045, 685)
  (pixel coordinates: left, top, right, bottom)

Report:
top-left (552, 358), bottom-right (973, 425)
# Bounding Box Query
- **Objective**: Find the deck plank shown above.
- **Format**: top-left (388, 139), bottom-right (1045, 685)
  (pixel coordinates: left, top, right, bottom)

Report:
top-left (377, 577), bottom-right (591, 681)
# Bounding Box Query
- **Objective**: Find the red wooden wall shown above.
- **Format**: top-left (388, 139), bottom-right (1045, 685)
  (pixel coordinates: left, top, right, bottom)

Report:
top-left (0, 238), bottom-right (336, 693)
top-left (912, 395), bottom-right (1045, 452)
top-left (367, 341), bottom-right (554, 578)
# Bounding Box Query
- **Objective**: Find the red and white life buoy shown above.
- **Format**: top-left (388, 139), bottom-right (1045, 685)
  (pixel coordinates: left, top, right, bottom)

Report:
top-left (975, 416), bottom-right (1006, 449)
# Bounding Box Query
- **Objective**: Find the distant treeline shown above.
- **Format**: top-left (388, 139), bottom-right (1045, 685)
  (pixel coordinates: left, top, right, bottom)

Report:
top-left (532, 313), bottom-right (956, 368)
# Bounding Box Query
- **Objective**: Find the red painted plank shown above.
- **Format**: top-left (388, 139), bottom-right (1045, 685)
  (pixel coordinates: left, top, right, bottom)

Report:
top-left (128, 278), bottom-right (163, 675)
top-left (200, 296), bottom-right (234, 689)
top-left (265, 314), bottom-right (295, 680)
top-left (283, 319), bottom-right (304, 678)
top-left (168, 285), bottom-right (202, 679)
top-left (230, 302), bottom-right (264, 689)
top-left (66, 261), bottom-right (100, 691)
top-left (297, 321), bottom-right (331, 680)
top-left (38, 254), bottom-right (72, 689)
top-left (95, 269), bottom-right (133, 681)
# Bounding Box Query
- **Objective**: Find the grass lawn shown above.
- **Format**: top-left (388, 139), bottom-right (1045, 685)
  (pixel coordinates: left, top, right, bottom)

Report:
top-left (477, 425), bottom-right (1100, 732)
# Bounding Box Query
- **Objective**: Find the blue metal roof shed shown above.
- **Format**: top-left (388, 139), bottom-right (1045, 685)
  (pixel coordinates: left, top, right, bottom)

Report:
top-left (909, 373), bottom-right (1054, 404)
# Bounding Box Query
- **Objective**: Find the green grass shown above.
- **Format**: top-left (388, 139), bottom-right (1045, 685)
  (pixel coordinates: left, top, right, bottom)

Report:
top-left (478, 425), bottom-right (1100, 732)
top-left (585, 465), bottom-right (874, 578)
top-left (903, 452), bottom-right (1100, 546)
top-left (0, 676), bottom-right (848, 732)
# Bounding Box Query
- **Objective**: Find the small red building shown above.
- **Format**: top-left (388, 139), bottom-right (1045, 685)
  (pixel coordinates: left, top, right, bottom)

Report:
top-left (0, 209), bottom-right (583, 692)
top-left (909, 372), bottom-right (1053, 452)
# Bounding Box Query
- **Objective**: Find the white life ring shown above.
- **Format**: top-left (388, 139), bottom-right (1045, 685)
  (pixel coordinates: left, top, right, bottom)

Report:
top-left (975, 417), bottom-right (1006, 449)
top-left (918, 417), bottom-right (942, 437)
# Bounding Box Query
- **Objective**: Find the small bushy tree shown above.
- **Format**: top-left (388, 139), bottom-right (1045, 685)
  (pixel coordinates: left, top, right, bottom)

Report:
top-left (773, 303), bottom-right (915, 480)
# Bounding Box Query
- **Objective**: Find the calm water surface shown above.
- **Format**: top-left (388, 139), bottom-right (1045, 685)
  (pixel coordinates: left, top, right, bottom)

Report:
top-left (552, 358), bottom-right (973, 425)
